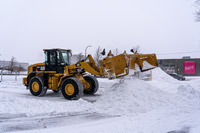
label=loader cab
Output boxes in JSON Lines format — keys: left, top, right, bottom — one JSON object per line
{"left": 44, "top": 49, "right": 72, "bottom": 73}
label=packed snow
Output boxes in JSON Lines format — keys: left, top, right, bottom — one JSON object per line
{"left": 0, "top": 68, "right": 200, "bottom": 133}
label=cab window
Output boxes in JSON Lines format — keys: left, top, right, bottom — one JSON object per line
{"left": 60, "top": 51, "right": 69, "bottom": 65}
{"left": 50, "top": 51, "right": 56, "bottom": 65}
{"left": 45, "top": 51, "right": 48, "bottom": 65}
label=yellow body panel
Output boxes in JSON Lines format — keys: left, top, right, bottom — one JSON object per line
{"left": 23, "top": 78, "right": 27, "bottom": 85}
{"left": 47, "top": 74, "right": 62, "bottom": 90}
{"left": 27, "top": 63, "right": 45, "bottom": 75}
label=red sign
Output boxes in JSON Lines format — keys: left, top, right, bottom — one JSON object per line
{"left": 184, "top": 62, "right": 195, "bottom": 74}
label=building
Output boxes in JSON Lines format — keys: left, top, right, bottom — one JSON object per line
{"left": 0, "top": 60, "right": 29, "bottom": 70}
{"left": 158, "top": 57, "right": 200, "bottom": 76}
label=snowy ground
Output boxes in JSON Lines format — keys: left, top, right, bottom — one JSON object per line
{"left": 0, "top": 68, "right": 200, "bottom": 133}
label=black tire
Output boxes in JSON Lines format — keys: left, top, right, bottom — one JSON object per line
{"left": 61, "top": 77, "right": 83, "bottom": 100}
{"left": 83, "top": 75, "right": 99, "bottom": 95}
{"left": 29, "top": 76, "right": 47, "bottom": 96}
{"left": 53, "top": 90, "right": 59, "bottom": 93}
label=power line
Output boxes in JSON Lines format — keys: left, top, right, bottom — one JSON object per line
{"left": 157, "top": 51, "right": 200, "bottom": 55}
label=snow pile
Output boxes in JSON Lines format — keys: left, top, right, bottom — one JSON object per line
{"left": 0, "top": 93, "right": 93, "bottom": 117}
{"left": 94, "top": 77, "right": 177, "bottom": 115}
{"left": 149, "top": 68, "right": 181, "bottom": 93}
{"left": 188, "top": 78, "right": 200, "bottom": 90}
{"left": 93, "top": 68, "right": 200, "bottom": 116}
{"left": 151, "top": 67, "right": 177, "bottom": 82}
{"left": 177, "top": 85, "right": 200, "bottom": 99}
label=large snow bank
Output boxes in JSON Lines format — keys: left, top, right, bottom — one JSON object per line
{"left": 94, "top": 77, "right": 175, "bottom": 115}
{"left": 93, "top": 68, "right": 200, "bottom": 115}
{"left": 93, "top": 76, "right": 194, "bottom": 116}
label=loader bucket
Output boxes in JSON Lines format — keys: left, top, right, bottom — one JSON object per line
{"left": 99, "top": 52, "right": 158, "bottom": 78}
{"left": 128, "top": 54, "right": 158, "bottom": 72}
{"left": 101, "top": 54, "right": 129, "bottom": 78}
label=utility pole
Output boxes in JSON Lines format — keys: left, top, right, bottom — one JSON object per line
{"left": 0, "top": 54, "right": 2, "bottom": 82}
{"left": 85, "top": 45, "right": 92, "bottom": 58}
{"left": 1, "top": 70, "right": 2, "bottom": 82}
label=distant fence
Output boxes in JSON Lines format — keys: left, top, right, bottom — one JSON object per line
{"left": 1, "top": 73, "right": 27, "bottom": 75}
{"left": 0, "top": 70, "right": 27, "bottom": 82}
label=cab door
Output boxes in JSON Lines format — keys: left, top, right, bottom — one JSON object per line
{"left": 45, "top": 51, "right": 57, "bottom": 72}
{"left": 56, "top": 51, "right": 65, "bottom": 73}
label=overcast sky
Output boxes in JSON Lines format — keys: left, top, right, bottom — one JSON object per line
{"left": 0, "top": 0, "right": 200, "bottom": 64}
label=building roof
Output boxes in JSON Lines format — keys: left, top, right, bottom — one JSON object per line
{"left": 158, "top": 58, "right": 200, "bottom": 60}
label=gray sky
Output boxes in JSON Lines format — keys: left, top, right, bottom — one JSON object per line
{"left": 0, "top": 0, "right": 200, "bottom": 64}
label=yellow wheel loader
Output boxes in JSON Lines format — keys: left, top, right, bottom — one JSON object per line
{"left": 23, "top": 48, "right": 158, "bottom": 100}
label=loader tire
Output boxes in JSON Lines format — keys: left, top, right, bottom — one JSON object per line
{"left": 53, "top": 90, "right": 59, "bottom": 93}
{"left": 61, "top": 77, "right": 83, "bottom": 100}
{"left": 83, "top": 75, "right": 99, "bottom": 95}
{"left": 29, "top": 76, "right": 47, "bottom": 96}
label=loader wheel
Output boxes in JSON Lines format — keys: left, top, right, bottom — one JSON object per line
{"left": 83, "top": 75, "right": 99, "bottom": 95}
{"left": 29, "top": 76, "right": 47, "bottom": 96}
{"left": 61, "top": 77, "right": 83, "bottom": 100}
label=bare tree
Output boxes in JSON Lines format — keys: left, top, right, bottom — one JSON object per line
{"left": 2, "top": 66, "right": 7, "bottom": 70}
{"left": 131, "top": 45, "right": 141, "bottom": 54}
{"left": 197, "top": 9, "right": 200, "bottom": 21}
{"left": 77, "top": 53, "right": 84, "bottom": 62}
{"left": 16, "top": 65, "right": 25, "bottom": 74}
{"left": 94, "top": 46, "right": 102, "bottom": 66}
{"left": 195, "top": 0, "right": 200, "bottom": 21}
{"left": 9, "top": 56, "right": 16, "bottom": 74}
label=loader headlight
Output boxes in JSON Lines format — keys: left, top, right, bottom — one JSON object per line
{"left": 76, "top": 63, "right": 81, "bottom": 67}
{"left": 77, "top": 68, "right": 84, "bottom": 73}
